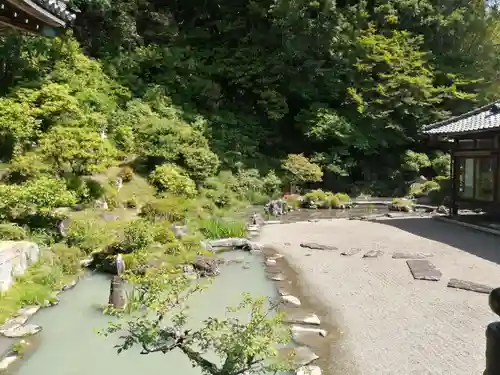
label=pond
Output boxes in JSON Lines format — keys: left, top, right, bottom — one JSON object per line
{"left": 9, "top": 250, "right": 283, "bottom": 375}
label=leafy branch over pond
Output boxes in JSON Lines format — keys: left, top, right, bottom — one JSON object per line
{"left": 99, "top": 265, "right": 292, "bottom": 375}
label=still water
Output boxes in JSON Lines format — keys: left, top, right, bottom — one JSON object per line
{"left": 13, "top": 251, "right": 279, "bottom": 375}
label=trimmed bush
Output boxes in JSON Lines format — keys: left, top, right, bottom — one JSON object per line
{"left": 149, "top": 163, "right": 197, "bottom": 197}
{"left": 118, "top": 166, "right": 134, "bottom": 182}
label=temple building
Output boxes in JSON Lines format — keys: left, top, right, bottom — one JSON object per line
{"left": 424, "top": 101, "right": 500, "bottom": 215}
{"left": 0, "top": 0, "right": 76, "bottom": 36}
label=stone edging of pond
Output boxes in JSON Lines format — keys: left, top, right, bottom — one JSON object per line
{"left": 261, "top": 244, "right": 331, "bottom": 375}
{"left": 0, "top": 276, "right": 81, "bottom": 371}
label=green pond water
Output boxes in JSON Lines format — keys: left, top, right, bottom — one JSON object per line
{"left": 11, "top": 250, "right": 284, "bottom": 375}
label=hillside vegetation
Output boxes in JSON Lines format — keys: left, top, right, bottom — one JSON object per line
{"left": 0, "top": 1, "right": 499, "bottom": 371}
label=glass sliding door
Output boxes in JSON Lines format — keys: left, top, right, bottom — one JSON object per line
{"left": 475, "top": 158, "right": 495, "bottom": 201}
{"left": 458, "top": 158, "right": 474, "bottom": 198}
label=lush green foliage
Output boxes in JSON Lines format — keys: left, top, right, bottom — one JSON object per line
{"left": 1, "top": 0, "right": 500, "bottom": 370}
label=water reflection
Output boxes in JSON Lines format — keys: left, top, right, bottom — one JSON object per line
{"left": 12, "top": 251, "right": 281, "bottom": 375}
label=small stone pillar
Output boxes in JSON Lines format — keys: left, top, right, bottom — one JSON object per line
{"left": 108, "top": 254, "right": 127, "bottom": 309}
{"left": 485, "top": 288, "right": 500, "bottom": 375}
{"left": 108, "top": 276, "right": 127, "bottom": 309}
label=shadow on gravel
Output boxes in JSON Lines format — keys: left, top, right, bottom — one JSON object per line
{"left": 373, "top": 217, "right": 500, "bottom": 266}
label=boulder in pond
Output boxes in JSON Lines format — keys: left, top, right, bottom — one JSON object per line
{"left": 296, "top": 366, "right": 322, "bottom": 375}
{"left": 193, "top": 255, "right": 221, "bottom": 276}
{"left": 1, "top": 324, "right": 42, "bottom": 338}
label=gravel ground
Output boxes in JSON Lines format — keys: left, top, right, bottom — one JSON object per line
{"left": 260, "top": 217, "right": 500, "bottom": 375}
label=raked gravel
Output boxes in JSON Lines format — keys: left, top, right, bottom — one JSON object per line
{"left": 260, "top": 217, "right": 500, "bottom": 375}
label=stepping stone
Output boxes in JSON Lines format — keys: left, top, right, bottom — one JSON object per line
{"left": 284, "top": 312, "right": 321, "bottom": 325}
{"left": 1, "top": 324, "right": 42, "bottom": 338}
{"left": 0, "top": 356, "right": 18, "bottom": 371}
{"left": 363, "top": 250, "right": 384, "bottom": 258}
{"left": 300, "top": 243, "right": 338, "bottom": 251}
{"left": 270, "top": 274, "right": 286, "bottom": 281}
{"left": 278, "top": 287, "right": 290, "bottom": 296}
{"left": 291, "top": 325, "right": 327, "bottom": 337}
{"left": 406, "top": 260, "right": 442, "bottom": 281}
{"left": 269, "top": 253, "right": 284, "bottom": 260}
{"left": 341, "top": 248, "right": 361, "bottom": 256}
{"left": 392, "top": 252, "right": 433, "bottom": 259}
{"left": 447, "top": 278, "right": 493, "bottom": 294}
{"left": 282, "top": 295, "right": 301, "bottom": 306}
{"left": 265, "top": 259, "right": 277, "bottom": 266}
{"left": 296, "top": 365, "right": 322, "bottom": 375}
{"left": 279, "top": 346, "right": 319, "bottom": 368}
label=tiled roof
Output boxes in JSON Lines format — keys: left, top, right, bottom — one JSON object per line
{"left": 423, "top": 101, "right": 500, "bottom": 135}
{"left": 32, "top": 0, "right": 77, "bottom": 23}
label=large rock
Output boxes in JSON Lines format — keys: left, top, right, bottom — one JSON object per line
{"left": 0, "top": 241, "right": 40, "bottom": 292}
{"left": 193, "top": 256, "right": 221, "bottom": 276}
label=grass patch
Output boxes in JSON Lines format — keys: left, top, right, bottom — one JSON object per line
{"left": 0, "top": 244, "right": 83, "bottom": 324}
{"left": 198, "top": 218, "right": 248, "bottom": 239}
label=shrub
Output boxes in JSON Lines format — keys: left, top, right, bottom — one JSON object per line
{"left": 149, "top": 163, "right": 197, "bottom": 197}
{"left": 120, "top": 219, "right": 155, "bottom": 253}
{"left": 302, "top": 190, "right": 329, "bottom": 208}
{"left": 390, "top": 198, "right": 414, "bottom": 212}
{"left": 0, "top": 223, "right": 28, "bottom": 240}
{"left": 281, "top": 154, "right": 323, "bottom": 187}
{"left": 85, "top": 178, "right": 106, "bottom": 200}
{"left": 428, "top": 176, "right": 451, "bottom": 205}
{"left": 198, "top": 218, "right": 247, "bottom": 239}
{"left": 262, "top": 170, "right": 282, "bottom": 197}
{"left": 51, "top": 244, "right": 83, "bottom": 275}
{"left": 124, "top": 197, "right": 138, "bottom": 208}
{"left": 284, "top": 194, "right": 301, "bottom": 209}
{"left": 118, "top": 166, "right": 134, "bottom": 182}
{"left": 140, "top": 197, "right": 194, "bottom": 223}
{"left": 66, "top": 217, "right": 117, "bottom": 254}
{"left": 0, "top": 177, "right": 78, "bottom": 222}
{"left": 334, "top": 192, "right": 351, "bottom": 203}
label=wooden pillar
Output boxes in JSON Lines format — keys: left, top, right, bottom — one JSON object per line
{"left": 450, "top": 139, "right": 459, "bottom": 216}
{"left": 485, "top": 288, "right": 500, "bottom": 375}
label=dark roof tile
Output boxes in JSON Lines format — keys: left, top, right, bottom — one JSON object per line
{"left": 423, "top": 101, "right": 500, "bottom": 135}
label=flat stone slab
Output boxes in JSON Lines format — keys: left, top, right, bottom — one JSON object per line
{"left": 406, "top": 260, "right": 442, "bottom": 281}
{"left": 392, "top": 252, "right": 433, "bottom": 259}
{"left": 296, "top": 365, "right": 322, "bottom": 375}
{"left": 363, "top": 250, "right": 384, "bottom": 258}
{"left": 270, "top": 274, "right": 286, "bottom": 281}
{"left": 282, "top": 295, "right": 301, "bottom": 307}
{"left": 447, "top": 278, "right": 493, "bottom": 294}
{"left": 279, "top": 346, "right": 319, "bottom": 368}
{"left": 291, "top": 325, "right": 327, "bottom": 337}
{"left": 0, "top": 355, "right": 17, "bottom": 371}
{"left": 300, "top": 243, "right": 338, "bottom": 251}
{"left": 1, "top": 324, "right": 42, "bottom": 338}
{"left": 341, "top": 248, "right": 361, "bottom": 256}
{"left": 284, "top": 311, "right": 321, "bottom": 325}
